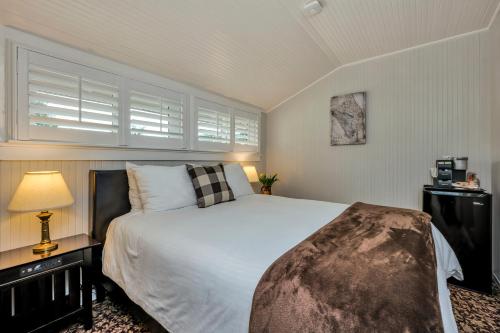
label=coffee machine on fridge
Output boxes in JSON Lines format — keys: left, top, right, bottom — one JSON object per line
{"left": 434, "top": 157, "right": 468, "bottom": 187}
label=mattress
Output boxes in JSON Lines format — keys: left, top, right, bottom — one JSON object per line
{"left": 103, "top": 194, "right": 463, "bottom": 333}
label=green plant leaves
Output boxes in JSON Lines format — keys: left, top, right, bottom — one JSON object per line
{"left": 258, "top": 173, "right": 279, "bottom": 186}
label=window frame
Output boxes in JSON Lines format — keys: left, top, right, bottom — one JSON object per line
{"left": 193, "top": 97, "right": 233, "bottom": 152}
{"left": 7, "top": 31, "right": 262, "bottom": 159}
{"left": 233, "top": 109, "right": 260, "bottom": 152}
{"left": 126, "top": 79, "right": 189, "bottom": 150}
{"left": 17, "top": 48, "right": 122, "bottom": 146}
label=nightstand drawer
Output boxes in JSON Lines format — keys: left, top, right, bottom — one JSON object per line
{"left": 0, "top": 234, "right": 100, "bottom": 332}
{"left": 0, "top": 251, "right": 83, "bottom": 286}
{"left": 0, "top": 256, "right": 84, "bottom": 332}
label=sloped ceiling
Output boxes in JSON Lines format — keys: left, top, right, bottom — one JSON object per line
{"left": 0, "top": 0, "right": 499, "bottom": 110}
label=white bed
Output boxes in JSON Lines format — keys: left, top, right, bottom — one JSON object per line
{"left": 103, "top": 194, "right": 463, "bottom": 333}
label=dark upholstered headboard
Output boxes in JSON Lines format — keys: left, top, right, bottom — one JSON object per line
{"left": 89, "top": 170, "right": 131, "bottom": 243}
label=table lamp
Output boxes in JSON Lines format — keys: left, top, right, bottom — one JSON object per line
{"left": 243, "top": 165, "right": 259, "bottom": 183}
{"left": 8, "top": 171, "right": 74, "bottom": 254}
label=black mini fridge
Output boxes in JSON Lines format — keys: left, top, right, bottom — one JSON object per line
{"left": 423, "top": 186, "right": 492, "bottom": 294}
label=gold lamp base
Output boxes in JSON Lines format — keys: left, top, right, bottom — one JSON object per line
{"left": 33, "top": 241, "right": 58, "bottom": 254}
{"left": 33, "top": 210, "right": 58, "bottom": 254}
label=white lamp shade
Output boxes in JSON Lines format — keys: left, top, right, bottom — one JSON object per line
{"left": 243, "top": 165, "right": 259, "bottom": 183}
{"left": 8, "top": 171, "right": 74, "bottom": 212}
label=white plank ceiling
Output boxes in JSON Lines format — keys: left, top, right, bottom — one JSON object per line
{"left": 0, "top": 0, "right": 498, "bottom": 110}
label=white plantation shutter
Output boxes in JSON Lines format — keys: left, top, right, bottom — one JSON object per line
{"left": 234, "top": 110, "right": 259, "bottom": 151}
{"left": 195, "top": 98, "right": 231, "bottom": 151}
{"left": 15, "top": 46, "right": 262, "bottom": 153}
{"left": 128, "top": 80, "right": 186, "bottom": 149}
{"left": 20, "top": 50, "right": 120, "bottom": 145}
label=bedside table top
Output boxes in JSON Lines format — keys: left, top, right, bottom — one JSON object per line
{"left": 0, "top": 234, "right": 101, "bottom": 271}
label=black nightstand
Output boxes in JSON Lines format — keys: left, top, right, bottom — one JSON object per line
{"left": 0, "top": 234, "right": 101, "bottom": 332}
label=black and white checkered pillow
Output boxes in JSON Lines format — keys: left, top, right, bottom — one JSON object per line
{"left": 186, "top": 164, "right": 235, "bottom": 208}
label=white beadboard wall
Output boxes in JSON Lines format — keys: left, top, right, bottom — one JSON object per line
{"left": 0, "top": 160, "right": 265, "bottom": 251}
{"left": 0, "top": 27, "right": 5, "bottom": 141}
{"left": 267, "top": 29, "right": 499, "bottom": 276}
{"left": 267, "top": 32, "right": 491, "bottom": 211}
{"left": 489, "top": 11, "right": 500, "bottom": 280}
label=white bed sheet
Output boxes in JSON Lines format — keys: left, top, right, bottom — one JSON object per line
{"left": 103, "top": 194, "right": 462, "bottom": 333}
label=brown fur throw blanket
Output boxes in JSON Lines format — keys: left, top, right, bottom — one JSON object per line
{"left": 249, "top": 202, "right": 443, "bottom": 333}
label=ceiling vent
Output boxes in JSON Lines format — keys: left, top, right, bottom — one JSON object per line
{"left": 303, "top": 0, "right": 323, "bottom": 16}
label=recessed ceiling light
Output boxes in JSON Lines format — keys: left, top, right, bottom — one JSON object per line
{"left": 303, "top": 0, "right": 323, "bottom": 17}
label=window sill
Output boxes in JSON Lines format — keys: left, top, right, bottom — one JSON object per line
{"left": 0, "top": 141, "right": 261, "bottom": 161}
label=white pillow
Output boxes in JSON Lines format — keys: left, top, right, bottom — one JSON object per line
{"left": 125, "top": 162, "right": 143, "bottom": 212}
{"left": 223, "top": 164, "right": 255, "bottom": 198}
{"left": 133, "top": 164, "right": 197, "bottom": 211}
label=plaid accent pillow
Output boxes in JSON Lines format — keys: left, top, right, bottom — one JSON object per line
{"left": 186, "top": 164, "right": 235, "bottom": 208}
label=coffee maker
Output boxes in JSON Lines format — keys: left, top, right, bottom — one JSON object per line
{"left": 435, "top": 157, "right": 467, "bottom": 187}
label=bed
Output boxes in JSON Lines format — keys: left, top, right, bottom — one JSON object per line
{"left": 90, "top": 170, "right": 463, "bottom": 333}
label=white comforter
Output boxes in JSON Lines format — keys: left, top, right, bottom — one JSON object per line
{"left": 103, "top": 194, "right": 463, "bottom": 333}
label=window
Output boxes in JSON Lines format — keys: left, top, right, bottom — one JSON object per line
{"left": 13, "top": 41, "right": 261, "bottom": 155}
{"left": 18, "top": 50, "right": 120, "bottom": 145}
{"left": 234, "top": 110, "right": 259, "bottom": 151}
{"left": 128, "top": 80, "right": 186, "bottom": 149}
{"left": 195, "top": 98, "right": 231, "bottom": 151}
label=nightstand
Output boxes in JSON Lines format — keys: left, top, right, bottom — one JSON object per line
{"left": 0, "top": 234, "right": 101, "bottom": 332}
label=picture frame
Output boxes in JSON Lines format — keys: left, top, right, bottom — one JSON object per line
{"left": 330, "top": 92, "right": 366, "bottom": 145}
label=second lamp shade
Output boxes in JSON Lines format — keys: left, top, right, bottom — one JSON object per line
{"left": 243, "top": 166, "right": 259, "bottom": 183}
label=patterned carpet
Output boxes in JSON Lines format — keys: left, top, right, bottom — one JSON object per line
{"left": 449, "top": 285, "right": 500, "bottom": 333}
{"left": 61, "top": 284, "right": 500, "bottom": 333}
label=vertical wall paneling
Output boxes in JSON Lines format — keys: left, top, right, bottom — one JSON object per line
{"left": 0, "top": 27, "right": 5, "bottom": 141}
{"left": 488, "top": 11, "right": 500, "bottom": 281}
{"left": 266, "top": 32, "right": 492, "bottom": 219}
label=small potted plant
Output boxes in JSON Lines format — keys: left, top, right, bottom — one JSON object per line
{"left": 258, "top": 173, "right": 279, "bottom": 195}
